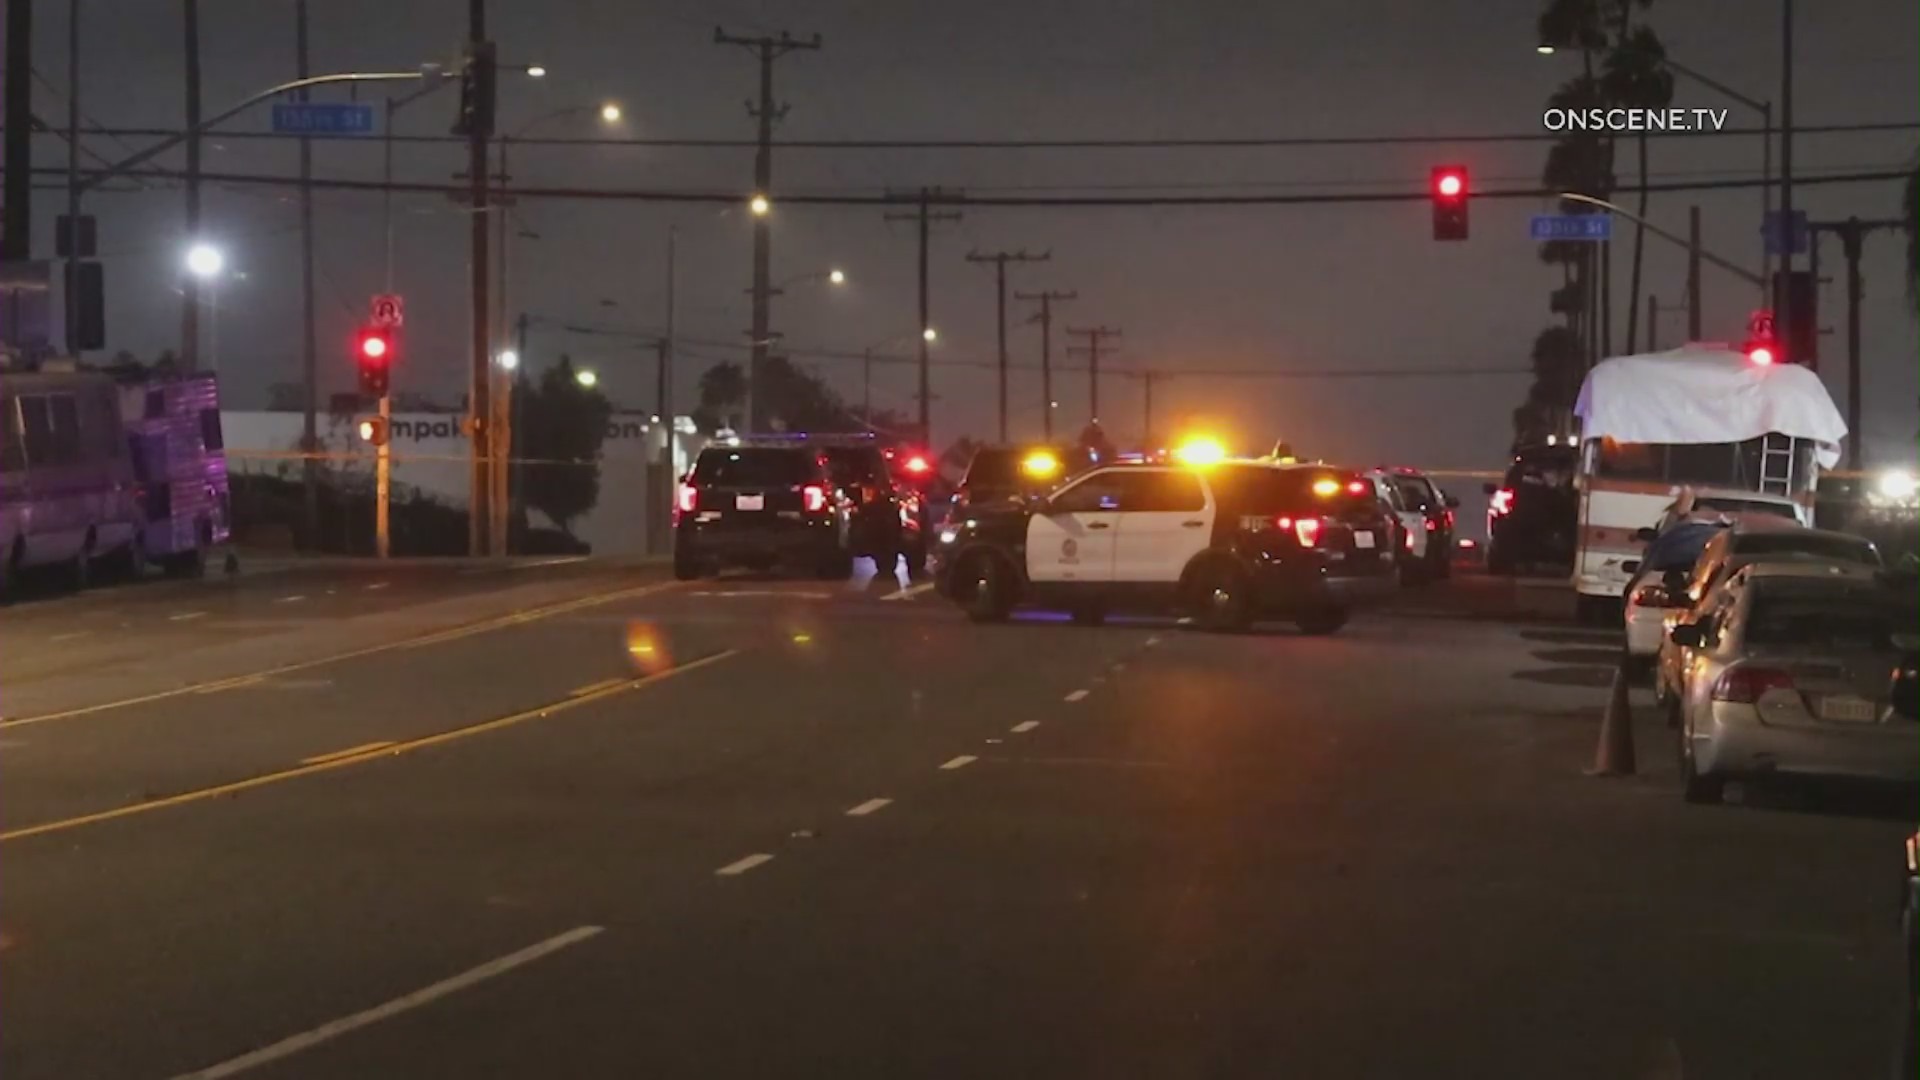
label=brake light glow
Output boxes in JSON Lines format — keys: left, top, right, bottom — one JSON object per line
{"left": 1286, "top": 516, "right": 1322, "bottom": 547}
{"left": 1711, "top": 666, "right": 1795, "bottom": 704}
{"left": 1631, "top": 584, "right": 1669, "bottom": 607}
{"left": 1403, "top": 528, "right": 1415, "bottom": 550}
{"left": 802, "top": 484, "right": 828, "bottom": 513}
{"left": 1424, "top": 518, "right": 1437, "bottom": 531}
{"left": 1346, "top": 480, "right": 1366, "bottom": 495}
{"left": 676, "top": 484, "right": 697, "bottom": 515}
{"left": 904, "top": 455, "right": 931, "bottom": 474}
{"left": 1489, "top": 488, "right": 1515, "bottom": 516}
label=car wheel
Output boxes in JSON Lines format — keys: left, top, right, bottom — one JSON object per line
{"left": 1070, "top": 600, "right": 1107, "bottom": 627}
{"left": 960, "top": 553, "right": 1013, "bottom": 623}
{"left": 1193, "top": 564, "right": 1253, "bottom": 633}
{"left": 1295, "top": 607, "right": 1349, "bottom": 635}
{"left": 1677, "top": 710, "right": 1724, "bottom": 804}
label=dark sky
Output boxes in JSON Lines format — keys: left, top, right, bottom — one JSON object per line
{"left": 16, "top": 0, "right": 1920, "bottom": 471}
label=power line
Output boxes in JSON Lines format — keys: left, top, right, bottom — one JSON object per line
{"left": 18, "top": 119, "right": 1917, "bottom": 150}
{"left": 36, "top": 164, "right": 1909, "bottom": 207}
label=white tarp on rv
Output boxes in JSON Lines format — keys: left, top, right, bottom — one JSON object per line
{"left": 1573, "top": 344, "right": 1847, "bottom": 467}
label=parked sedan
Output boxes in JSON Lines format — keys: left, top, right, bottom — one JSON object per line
{"left": 1621, "top": 519, "right": 1726, "bottom": 677}
{"left": 1668, "top": 561, "right": 1919, "bottom": 803}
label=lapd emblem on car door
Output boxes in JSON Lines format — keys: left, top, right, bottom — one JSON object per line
{"left": 1060, "top": 538, "right": 1078, "bottom": 562}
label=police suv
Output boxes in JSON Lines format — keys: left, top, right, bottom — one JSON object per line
{"left": 931, "top": 460, "right": 1398, "bottom": 632}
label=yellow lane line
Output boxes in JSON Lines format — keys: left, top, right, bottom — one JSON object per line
{"left": 0, "top": 579, "right": 684, "bottom": 730}
{"left": 299, "top": 741, "right": 397, "bottom": 766}
{"left": 0, "top": 650, "right": 739, "bottom": 844}
{"left": 568, "top": 678, "right": 626, "bottom": 697}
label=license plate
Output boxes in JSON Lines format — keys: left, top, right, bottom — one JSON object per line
{"left": 1353, "top": 531, "right": 1376, "bottom": 549}
{"left": 1818, "top": 695, "right": 1876, "bottom": 723}
{"left": 734, "top": 494, "right": 765, "bottom": 511}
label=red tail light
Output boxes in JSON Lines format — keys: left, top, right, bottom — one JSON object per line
{"left": 904, "top": 455, "right": 930, "bottom": 475}
{"left": 802, "top": 484, "right": 828, "bottom": 513}
{"left": 1275, "top": 515, "right": 1321, "bottom": 547}
{"left": 1346, "top": 480, "right": 1366, "bottom": 495}
{"left": 1403, "top": 528, "right": 1415, "bottom": 550}
{"left": 1711, "top": 666, "right": 1795, "bottom": 704}
{"left": 1631, "top": 584, "right": 1675, "bottom": 607}
{"left": 1489, "top": 488, "right": 1515, "bottom": 516}
{"left": 676, "top": 484, "right": 697, "bottom": 515}
{"left": 1424, "top": 517, "right": 1437, "bottom": 531}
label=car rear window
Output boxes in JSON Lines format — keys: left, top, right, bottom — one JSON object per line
{"left": 1746, "top": 588, "right": 1911, "bottom": 650}
{"left": 1213, "top": 465, "right": 1372, "bottom": 514}
{"left": 1697, "top": 497, "right": 1798, "bottom": 520}
{"left": 1732, "top": 532, "right": 1879, "bottom": 566}
{"left": 693, "top": 448, "right": 816, "bottom": 487}
{"left": 1390, "top": 477, "right": 1433, "bottom": 508}
{"left": 820, "top": 447, "right": 884, "bottom": 486}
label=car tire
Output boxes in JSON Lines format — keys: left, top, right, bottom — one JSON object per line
{"left": 1295, "top": 607, "right": 1349, "bottom": 635}
{"left": 1070, "top": 601, "right": 1107, "bottom": 627}
{"left": 960, "top": 553, "right": 1014, "bottom": 624}
{"left": 1193, "top": 564, "right": 1253, "bottom": 633}
{"left": 1677, "top": 709, "right": 1724, "bottom": 804}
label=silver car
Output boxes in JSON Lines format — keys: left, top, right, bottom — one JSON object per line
{"left": 1668, "top": 561, "right": 1918, "bottom": 803}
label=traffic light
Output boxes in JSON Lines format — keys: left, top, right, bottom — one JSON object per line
{"left": 356, "top": 324, "right": 393, "bottom": 398}
{"left": 1431, "top": 165, "right": 1469, "bottom": 241}
{"left": 452, "top": 40, "right": 497, "bottom": 138}
{"left": 357, "top": 417, "right": 389, "bottom": 446}
{"left": 1772, "top": 270, "right": 1817, "bottom": 367}
{"left": 1743, "top": 309, "right": 1777, "bottom": 365}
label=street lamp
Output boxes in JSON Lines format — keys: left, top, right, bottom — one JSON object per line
{"left": 828, "top": 268, "right": 846, "bottom": 285}
{"left": 496, "top": 349, "right": 520, "bottom": 371}
{"left": 599, "top": 102, "right": 623, "bottom": 124}
{"left": 749, "top": 194, "right": 772, "bottom": 217}
{"left": 576, "top": 368, "right": 599, "bottom": 389}
{"left": 526, "top": 65, "right": 548, "bottom": 79}
{"left": 184, "top": 243, "right": 224, "bottom": 278}
{"left": 922, "top": 327, "right": 938, "bottom": 342}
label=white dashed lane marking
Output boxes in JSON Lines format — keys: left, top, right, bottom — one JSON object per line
{"left": 939, "top": 755, "right": 978, "bottom": 771}
{"left": 1064, "top": 689, "right": 1090, "bottom": 703}
{"left": 715, "top": 854, "right": 775, "bottom": 877}
{"left": 845, "top": 798, "right": 893, "bottom": 817}
{"left": 168, "top": 612, "right": 207, "bottom": 622}
{"left": 275, "top": 595, "right": 306, "bottom": 604}
{"left": 880, "top": 582, "right": 936, "bottom": 602}
{"left": 1010, "top": 721, "right": 1040, "bottom": 733}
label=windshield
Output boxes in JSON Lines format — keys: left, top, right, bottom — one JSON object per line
{"left": 1595, "top": 437, "right": 1818, "bottom": 492}
{"left": 1732, "top": 532, "right": 1880, "bottom": 566}
{"left": 693, "top": 449, "right": 816, "bottom": 486}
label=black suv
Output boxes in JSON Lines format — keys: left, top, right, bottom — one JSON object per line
{"left": 673, "top": 445, "right": 849, "bottom": 579}
{"left": 944, "top": 444, "right": 1095, "bottom": 522}
{"left": 933, "top": 460, "right": 1396, "bottom": 632}
{"left": 1484, "top": 444, "right": 1578, "bottom": 574}
{"left": 815, "top": 440, "right": 924, "bottom": 575}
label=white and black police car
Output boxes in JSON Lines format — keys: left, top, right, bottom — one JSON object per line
{"left": 931, "top": 458, "right": 1398, "bottom": 632}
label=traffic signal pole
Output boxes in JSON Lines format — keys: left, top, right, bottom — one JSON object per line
{"left": 376, "top": 390, "right": 391, "bottom": 558}
{"left": 465, "top": 0, "right": 492, "bottom": 557}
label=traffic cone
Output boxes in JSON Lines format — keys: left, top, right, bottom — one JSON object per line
{"left": 1586, "top": 662, "right": 1636, "bottom": 777}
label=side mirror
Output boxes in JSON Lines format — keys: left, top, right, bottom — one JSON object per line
{"left": 1481, "top": 482, "right": 1497, "bottom": 496}
{"left": 1669, "top": 624, "right": 1703, "bottom": 647}
{"left": 1444, "top": 494, "right": 1461, "bottom": 509}
{"left": 1634, "top": 527, "right": 1658, "bottom": 543}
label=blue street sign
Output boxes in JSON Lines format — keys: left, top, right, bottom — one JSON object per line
{"left": 270, "top": 103, "right": 376, "bottom": 136}
{"left": 1762, "top": 210, "right": 1809, "bottom": 256}
{"left": 1529, "top": 214, "right": 1613, "bottom": 241}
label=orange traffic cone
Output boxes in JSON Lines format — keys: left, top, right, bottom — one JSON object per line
{"left": 1586, "top": 662, "right": 1636, "bottom": 777}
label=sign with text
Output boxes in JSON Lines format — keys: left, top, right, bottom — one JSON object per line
{"left": 1529, "top": 214, "right": 1613, "bottom": 242}
{"left": 270, "top": 103, "right": 376, "bottom": 136}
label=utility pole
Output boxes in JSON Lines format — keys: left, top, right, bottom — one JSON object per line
{"left": 1015, "top": 289, "right": 1074, "bottom": 441}
{"left": 181, "top": 0, "right": 202, "bottom": 368}
{"left": 1065, "top": 326, "right": 1121, "bottom": 424}
{"left": 1142, "top": 369, "right": 1159, "bottom": 442}
{"left": 464, "top": 0, "right": 492, "bottom": 556}
{"left": 1776, "top": 0, "right": 1795, "bottom": 356}
{"left": 884, "top": 187, "right": 960, "bottom": 445}
{"left": 966, "top": 248, "right": 1049, "bottom": 443}
{"left": 63, "top": 0, "right": 78, "bottom": 352}
{"left": 1686, "top": 205, "right": 1703, "bottom": 341}
{"left": 1, "top": 0, "right": 29, "bottom": 266}
{"left": 295, "top": 0, "right": 319, "bottom": 550}
{"left": 713, "top": 27, "right": 820, "bottom": 432}
{"left": 662, "top": 224, "right": 676, "bottom": 447}
{"left": 1808, "top": 216, "right": 1902, "bottom": 471}
{"left": 508, "top": 311, "right": 528, "bottom": 535}
{"left": 488, "top": 137, "right": 516, "bottom": 555}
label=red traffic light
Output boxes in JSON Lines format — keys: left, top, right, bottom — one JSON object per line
{"left": 1746, "top": 345, "right": 1775, "bottom": 366}
{"left": 1430, "top": 165, "right": 1469, "bottom": 241}
{"left": 356, "top": 324, "right": 394, "bottom": 397}
{"left": 359, "top": 333, "right": 389, "bottom": 360}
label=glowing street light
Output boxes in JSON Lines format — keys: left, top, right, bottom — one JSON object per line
{"left": 921, "top": 327, "right": 938, "bottom": 342}
{"left": 184, "top": 243, "right": 225, "bottom": 279}
{"left": 749, "top": 194, "right": 771, "bottom": 217}
{"left": 599, "top": 102, "right": 623, "bottom": 124}
{"left": 1535, "top": 44, "right": 1556, "bottom": 55}
{"left": 828, "top": 268, "right": 846, "bottom": 285}
{"left": 526, "top": 65, "right": 549, "bottom": 78}
{"left": 576, "top": 368, "right": 599, "bottom": 388}
{"left": 496, "top": 349, "right": 520, "bottom": 371}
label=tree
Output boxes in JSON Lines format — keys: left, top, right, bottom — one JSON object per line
{"left": 517, "top": 354, "right": 613, "bottom": 536}
{"left": 689, "top": 356, "right": 862, "bottom": 434}
{"left": 692, "top": 361, "right": 748, "bottom": 432}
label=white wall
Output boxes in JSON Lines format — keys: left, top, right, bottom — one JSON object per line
{"left": 222, "top": 411, "right": 702, "bottom": 555}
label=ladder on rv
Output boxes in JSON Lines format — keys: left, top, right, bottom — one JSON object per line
{"left": 1758, "top": 433, "right": 1797, "bottom": 496}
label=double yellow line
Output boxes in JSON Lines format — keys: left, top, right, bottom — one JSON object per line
{"left": 1, "top": 578, "right": 685, "bottom": 729}
{"left": 1, "top": 650, "right": 739, "bottom": 843}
